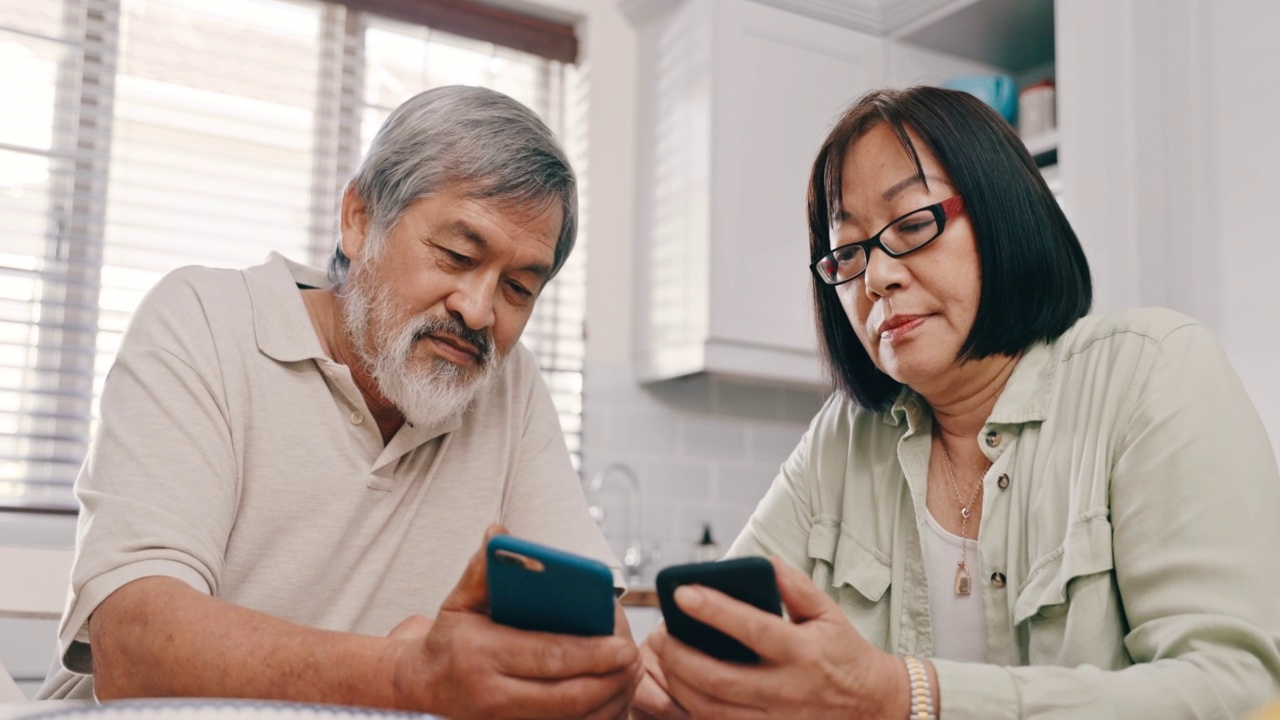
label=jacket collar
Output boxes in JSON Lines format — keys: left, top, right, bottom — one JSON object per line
{"left": 884, "top": 339, "right": 1057, "bottom": 428}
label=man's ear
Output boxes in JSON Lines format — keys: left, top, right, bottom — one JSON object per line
{"left": 339, "top": 185, "right": 371, "bottom": 264}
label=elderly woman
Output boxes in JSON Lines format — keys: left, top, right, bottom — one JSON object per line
{"left": 633, "top": 86, "right": 1280, "bottom": 719}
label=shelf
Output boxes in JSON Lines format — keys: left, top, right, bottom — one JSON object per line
{"left": 895, "top": 0, "right": 1055, "bottom": 73}
{"left": 1040, "top": 163, "right": 1063, "bottom": 197}
{"left": 1022, "top": 128, "right": 1058, "bottom": 167}
{"left": 1022, "top": 129, "right": 1057, "bottom": 157}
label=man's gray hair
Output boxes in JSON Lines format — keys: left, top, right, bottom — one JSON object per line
{"left": 328, "top": 85, "right": 577, "bottom": 285}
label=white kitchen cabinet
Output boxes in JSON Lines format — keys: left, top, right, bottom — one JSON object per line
{"left": 625, "top": 0, "right": 884, "bottom": 387}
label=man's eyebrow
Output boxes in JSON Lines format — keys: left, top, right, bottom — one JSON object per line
{"left": 442, "top": 220, "right": 488, "bottom": 249}
{"left": 441, "top": 220, "right": 553, "bottom": 281}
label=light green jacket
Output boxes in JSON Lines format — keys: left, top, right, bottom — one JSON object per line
{"left": 728, "top": 308, "right": 1280, "bottom": 718}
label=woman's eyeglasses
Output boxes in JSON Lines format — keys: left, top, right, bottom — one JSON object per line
{"left": 811, "top": 195, "right": 965, "bottom": 285}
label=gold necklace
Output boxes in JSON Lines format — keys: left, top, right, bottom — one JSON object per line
{"left": 938, "top": 432, "right": 987, "bottom": 595}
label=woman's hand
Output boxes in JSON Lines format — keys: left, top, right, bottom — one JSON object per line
{"left": 630, "top": 630, "right": 691, "bottom": 720}
{"left": 645, "top": 556, "right": 908, "bottom": 719}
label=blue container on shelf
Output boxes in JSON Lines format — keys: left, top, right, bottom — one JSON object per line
{"left": 943, "top": 74, "right": 1018, "bottom": 124}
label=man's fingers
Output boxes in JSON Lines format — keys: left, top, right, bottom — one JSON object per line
{"left": 581, "top": 659, "right": 644, "bottom": 720}
{"left": 490, "top": 628, "right": 638, "bottom": 680}
{"left": 465, "top": 662, "right": 638, "bottom": 720}
{"left": 770, "top": 555, "right": 837, "bottom": 624}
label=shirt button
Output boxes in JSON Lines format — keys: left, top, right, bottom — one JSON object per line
{"left": 985, "top": 430, "right": 1001, "bottom": 448}
{"left": 997, "top": 473, "right": 1010, "bottom": 489}
{"left": 991, "top": 571, "right": 1007, "bottom": 588}
{"left": 350, "top": 411, "right": 364, "bottom": 425}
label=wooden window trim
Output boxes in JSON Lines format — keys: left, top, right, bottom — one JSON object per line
{"left": 338, "top": 0, "right": 577, "bottom": 63}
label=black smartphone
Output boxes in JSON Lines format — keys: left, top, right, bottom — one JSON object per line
{"left": 655, "top": 557, "right": 782, "bottom": 663}
{"left": 486, "top": 534, "right": 616, "bottom": 637}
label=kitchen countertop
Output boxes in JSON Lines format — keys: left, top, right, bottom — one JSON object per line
{"left": 620, "top": 588, "right": 658, "bottom": 608}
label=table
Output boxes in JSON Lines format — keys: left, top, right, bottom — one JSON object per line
{"left": 0, "top": 702, "right": 87, "bottom": 720}
{"left": 0, "top": 700, "right": 441, "bottom": 719}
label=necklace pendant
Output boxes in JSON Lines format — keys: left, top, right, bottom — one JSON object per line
{"left": 954, "top": 562, "right": 971, "bottom": 595}
{"left": 961, "top": 507, "right": 971, "bottom": 519}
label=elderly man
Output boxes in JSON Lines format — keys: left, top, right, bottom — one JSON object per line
{"left": 39, "top": 86, "right": 640, "bottom": 719}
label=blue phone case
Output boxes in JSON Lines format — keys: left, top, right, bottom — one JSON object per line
{"left": 486, "top": 535, "right": 616, "bottom": 637}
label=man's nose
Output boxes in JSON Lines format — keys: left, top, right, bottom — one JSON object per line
{"left": 446, "top": 272, "right": 498, "bottom": 331}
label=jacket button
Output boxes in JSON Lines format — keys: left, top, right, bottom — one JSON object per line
{"left": 997, "top": 473, "right": 1010, "bottom": 489}
{"left": 350, "top": 411, "right": 364, "bottom": 425}
{"left": 991, "top": 571, "right": 1006, "bottom": 588}
{"left": 985, "top": 431, "right": 1000, "bottom": 448}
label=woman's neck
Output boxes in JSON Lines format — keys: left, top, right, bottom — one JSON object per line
{"left": 919, "top": 353, "right": 1020, "bottom": 441}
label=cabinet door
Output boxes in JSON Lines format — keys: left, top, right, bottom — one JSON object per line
{"left": 708, "top": 0, "right": 883, "bottom": 378}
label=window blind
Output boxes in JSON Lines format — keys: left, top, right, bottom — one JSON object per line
{"left": 0, "top": 0, "right": 587, "bottom": 511}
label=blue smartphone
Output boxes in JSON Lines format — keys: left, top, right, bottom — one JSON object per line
{"left": 486, "top": 535, "right": 616, "bottom": 637}
{"left": 655, "top": 557, "right": 782, "bottom": 663}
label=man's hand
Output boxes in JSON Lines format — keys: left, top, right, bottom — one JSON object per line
{"left": 643, "top": 556, "right": 908, "bottom": 719}
{"left": 391, "top": 524, "right": 642, "bottom": 720}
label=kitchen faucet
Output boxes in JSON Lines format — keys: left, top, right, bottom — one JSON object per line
{"left": 585, "top": 462, "right": 654, "bottom": 586}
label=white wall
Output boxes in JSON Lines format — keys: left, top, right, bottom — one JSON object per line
{"left": 1204, "top": 0, "right": 1280, "bottom": 445}
{"left": 1059, "top": 0, "right": 1280, "bottom": 450}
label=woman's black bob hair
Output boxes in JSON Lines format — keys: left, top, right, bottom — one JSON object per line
{"left": 808, "top": 86, "right": 1092, "bottom": 411}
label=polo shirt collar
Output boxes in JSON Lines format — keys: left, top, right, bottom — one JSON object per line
{"left": 247, "top": 252, "right": 330, "bottom": 363}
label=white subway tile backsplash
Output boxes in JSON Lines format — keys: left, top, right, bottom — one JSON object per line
{"left": 582, "top": 359, "right": 812, "bottom": 588}
{"left": 672, "top": 501, "right": 758, "bottom": 554}
{"left": 605, "top": 406, "right": 682, "bottom": 454}
{"left": 638, "top": 458, "right": 712, "bottom": 500}
{"left": 581, "top": 360, "right": 645, "bottom": 405}
{"left": 782, "top": 386, "right": 828, "bottom": 424}
{"left": 679, "top": 417, "right": 747, "bottom": 459}
{"left": 712, "top": 380, "right": 781, "bottom": 420}
{"left": 712, "top": 461, "right": 780, "bottom": 504}
{"left": 637, "top": 497, "right": 676, "bottom": 541}
{"left": 748, "top": 420, "right": 806, "bottom": 463}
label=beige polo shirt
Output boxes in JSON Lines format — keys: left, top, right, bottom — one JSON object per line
{"left": 729, "top": 308, "right": 1280, "bottom": 718}
{"left": 44, "top": 253, "right": 618, "bottom": 698}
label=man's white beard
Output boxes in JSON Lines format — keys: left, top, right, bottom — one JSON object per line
{"left": 341, "top": 264, "right": 505, "bottom": 429}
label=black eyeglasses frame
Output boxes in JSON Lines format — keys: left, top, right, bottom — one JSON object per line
{"left": 811, "top": 195, "right": 966, "bottom": 286}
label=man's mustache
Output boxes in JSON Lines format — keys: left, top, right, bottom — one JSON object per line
{"left": 410, "top": 315, "right": 493, "bottom": 365}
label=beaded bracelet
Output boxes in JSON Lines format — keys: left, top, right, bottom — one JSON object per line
{"left": 903, "top": 655, "right": 937, "bottom": 720}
